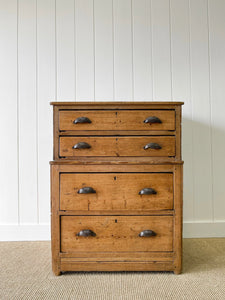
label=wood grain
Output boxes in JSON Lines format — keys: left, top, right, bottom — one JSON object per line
{"left": 50, "top": 159, "right": 183, "bottom": 165}
{"left": 60, "top": 261, "right": 174, "bottom": 272}
{"left": 51, "top": 101, "right": 183, "bottom": 275}
{"left": 61, "top": 215, "right": 173, "bottom": 252}
{"left": 60, "top": 251, "right": 174, "bottom": 261}
{"left": 59, "top": 136, "right": 176, "bottom": 157}
{"left": 173, "top": 164, "right": 183, "bottom": 274}
{"left": 51, "top": 165, "right": 61, "bottom": 276}
{"left": 58, "top": 210, "right": 174, "bottom": 216}
{"left": 56, "top": 163, "right": 177, "bottom": 173}
{"left": 59, "top": 110, "right": 175, "bottom": 131}
{"left": 60, "top": 173, "right": 173, "bottom": 211}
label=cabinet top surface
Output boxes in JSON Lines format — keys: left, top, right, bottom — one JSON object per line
{"left": 50, "top": 101, "right": 184, "bottom": 106}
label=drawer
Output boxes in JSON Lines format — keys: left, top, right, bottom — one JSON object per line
{"left": 61, "top": 216, "right": 173, "bottom": 252}
{"left": 60, "top": 173, "right": 173, "bottom": 211}
{"left": 59, "top": 110, "right": 175, "bottom": 131}
{"left": 59, "top": 136, "right": 176, "bottom": 157}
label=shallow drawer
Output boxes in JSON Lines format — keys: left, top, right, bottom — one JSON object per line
{"left": 60, "top": 173, "right": 173, "bottom": 211}
{"left": 59, "top": 110, "right": 175, "bottom": 131}
{"left": 59, "top": 136, "right": 176, "bottom": 157}
{"left": 61, "top": 216, "right": 173, "bottom": 252}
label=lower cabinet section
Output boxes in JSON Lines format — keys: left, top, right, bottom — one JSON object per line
{"left": 51, "top": 163, "right": 183, "bottom": 275}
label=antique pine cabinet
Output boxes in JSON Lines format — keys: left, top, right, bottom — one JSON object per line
{"left": 50, "top": 101, "right": 184, "bottom": 275}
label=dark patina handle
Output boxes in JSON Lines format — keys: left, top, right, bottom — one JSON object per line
{"left": 77, "top": 187, "right": 96, "bottom": 194}
{"left": 73, "top": 116, "right": 92, "bottom": 124}
{"left": 72, "top": 142, "right": 91, "bottom": 149}
{"left": 139, "top": 230, "right": 156, "bottom": 237}
{"left": 143, "top": 143, "right": 161, "bottom": 150}
{"left": 139, "top": 188, "right": 157, "bottom": 195}
{"left": 76, "top": 229, "right": 96, "bottom": 237}
{"left": 143, "top": 116, "right": 162, "bottom": 124}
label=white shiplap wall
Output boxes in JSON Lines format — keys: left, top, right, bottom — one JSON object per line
{"left": 0, "top": 0, "right": 225, "bottom": 240}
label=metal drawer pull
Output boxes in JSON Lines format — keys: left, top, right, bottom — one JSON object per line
{"left": 76, "top": 229, "right": 96, "bottom": 237}
{"left": 139, "top": 230, "right": 156, "bottom": 237}
{"left": 144, "top": 116, "right": 162, "bottom": 124}
{"left": 73, "top": 142, "right": 91, "bottom": 149}
{"left": 139, "top": 188, "right": 157, "bottom": 195}
{"left": 144, "top": 143, "right": 161, "bottom": 150}
{"left": 77, "top": 187, "right": 96, "bottom": 194}
{"left": 73, "top": 116, "right": 92, "bottom": 124}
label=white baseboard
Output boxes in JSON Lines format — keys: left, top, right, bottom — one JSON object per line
{"left": 183, "top": 221, "right": 225, "bottom": 238}
{"left": 0, "top": 222, "right": 224, "bottom": 241}
{"left": 0, "top": 224, "right": 50, "bottom": 241}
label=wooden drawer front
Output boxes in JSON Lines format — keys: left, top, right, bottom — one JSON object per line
{"left": 61, "top": 216, "right": 173, "bottom": 252}
{"left": 59, "top": 110, "right": 175, "bottom": 131}
{"left": 59, "top": 136, "right": 175, "bottom": 157}
{"left": 60, "top": 173, "right": 173, "bottom": 211}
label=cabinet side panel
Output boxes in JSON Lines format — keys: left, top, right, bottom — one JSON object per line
{"left": 51, "top": 165, "right": 61, "bottom": 275}
{"left": 53, "top": 106, "right": 59, "bottom": 160}
{"left": 175, "top": 105, "right": 182, "bottom": 160}
{"left": 173, "top": 164, "right": 183, "bottom": 274}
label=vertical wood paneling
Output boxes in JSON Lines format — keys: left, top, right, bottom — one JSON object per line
{"left": 37, "top": 0, "right": 55, "bottom": 223}
{"left": 56, "top": 0, "right": 75, "bottom": 99}
{"left": 114, "top": 0, "right": 133, "bottom": 100}
{"left": 132, "top": 0, "right": 152, "bottom": 100}
{"left": 75, "top": 0, "right": 94, "bottom": 100}
{"left": 18, "top": 0, "right": 37, "bottom": 223}
{"left": 189, "top": 0, "right": 213, "bottom": 221}
{"left": 170, "top": 0, "right": 194, "bottom": 222}
{"left": 208, "top": 0, "right": 225, "bottom": 221}
{"left": 0, "top": 0, "right": 18, "bottom": 224}
{"left": 94, "top": 0, "right": 113, "bottom": 100}
{"left": 1, "top": 0, "right": 225, "bottom": 238}
{"left": 151, "top": 0, "right": 171, "bottom": 99}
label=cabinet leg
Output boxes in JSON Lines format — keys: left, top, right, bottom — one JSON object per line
{"left": 52, "top": 261, "right": 61, "bottom": 276}
{"left": 174, "top": 267, "right": 182, "bottom": 275}
{"left": 52, "top": 267, "right": 61, "bottom": 276}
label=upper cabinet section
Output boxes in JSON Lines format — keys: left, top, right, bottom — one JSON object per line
{"left": 51, "top": 102, "right": 183, "bottom": 161}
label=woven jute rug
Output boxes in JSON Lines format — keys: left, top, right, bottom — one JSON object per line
{"left": 0, "top": 238, "right": 225, "bottom": 300}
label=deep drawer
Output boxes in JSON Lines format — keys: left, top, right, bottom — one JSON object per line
{"left": 60, "top": 173, "right": 173, "bottom": 211}
{"left": 59, "top": 136, "right": 176, "bottom": 157}
{"left": 59, "top": 110, "right": 175, "bottom": 131}
{"left": 60, "top": 216, "right": 173, "bottom": 252}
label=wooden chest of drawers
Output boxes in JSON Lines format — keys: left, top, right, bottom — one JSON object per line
{"left": 50, "top": 101, "right": 183, "bottom": 275}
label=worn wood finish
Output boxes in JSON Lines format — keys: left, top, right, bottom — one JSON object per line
{"left": 52, "top": 102, "right": 182, "bottom": 160}
{"left": 60, "top": 251, "right": 174, "bottom": 261}
{"left": 50, "top": 159, "right": 183, "bottom": 165}
{"left": 61, "top": 216, "right": 173, "bottom": 252}
{"left": 53, "top": 106, "right": 59, "bottom": 161}
{"left": 59, "top": 110, "right": 175, "bottom": 131}
{"left": 58, "top": 210, "right": 174, "bottom": 216}
{"left": 173, "top": 164, "right": 183, "bottom": 274}
{"left": 60, "top": 261, "right": 174, "bottom": 272}
{"left": 57, "top": 163, "right": 178, "bottom": 172}
{"left": 175, "top": 105, "right": 182, "bottom": 161}
{"left": 51, "top": 165, "right": 61, "bottom": 276}
{"left": 60, "top": 173, "right": 173, "bottom": 211}
{"left": 57, "top": 130, "right": 175, "bottom": 136}
{"left": 50, "top": 101, "right": 183, "bottom": 275}
{"left": 59, "top": 136, "right": 176, "bottom": 158}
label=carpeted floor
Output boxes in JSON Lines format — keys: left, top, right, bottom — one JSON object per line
{"left": 0, "top": 239, "right": 225, "bottom": 300}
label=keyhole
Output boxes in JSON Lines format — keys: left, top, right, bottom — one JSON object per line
{"left": 114, "top": 176, "right": 117, "bottom": 180}
{"left": 115, "top": 219, "right": 117, "bottom": 223}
